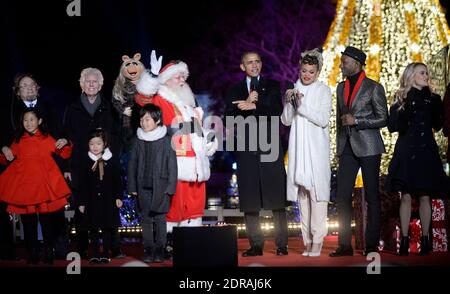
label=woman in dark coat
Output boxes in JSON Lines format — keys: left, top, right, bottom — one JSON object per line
{"left": 78, "top": 128, "right": 123, "bottom": 263}
{"left": 387, "top": 62, "right": 449, "bottom": 256}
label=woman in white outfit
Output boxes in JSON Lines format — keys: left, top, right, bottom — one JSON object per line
{"left": 281, "top": 49, "right": 332, "bottom": 257}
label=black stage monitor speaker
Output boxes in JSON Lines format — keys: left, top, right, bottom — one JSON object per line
{"left": 173, "top": 225, "right": 238, "bottom": 267}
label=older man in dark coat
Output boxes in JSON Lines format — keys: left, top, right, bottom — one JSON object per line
{"left": 225, "top": 52, "right": 288, "bottom": 257}
{"left": 63, "top": 68, "right": 120, "bottom": 258}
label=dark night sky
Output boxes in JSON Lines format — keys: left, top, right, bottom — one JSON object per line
{"left": 1, "top": 0, "right": 259, "bottom": 110}
{"left": 1, "top": 0, "right": 450, "bottom": 113}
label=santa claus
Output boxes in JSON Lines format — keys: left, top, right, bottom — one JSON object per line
{"left": 137, "top": 60, "right": 217, "bottom": 233}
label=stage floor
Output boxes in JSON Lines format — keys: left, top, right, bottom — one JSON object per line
{"left": 1, "top": 235, "right": 450, "bottom": 268}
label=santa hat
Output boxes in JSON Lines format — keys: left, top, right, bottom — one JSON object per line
{"left": 158, "top": 61, "right": 189, "bottom": 84}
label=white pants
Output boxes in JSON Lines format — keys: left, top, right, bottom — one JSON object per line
{"left": 166, "top": 217, "right": 203, "bottom": 233}
{"left": 299, "top": 186, "right": 328, "bottom": 245}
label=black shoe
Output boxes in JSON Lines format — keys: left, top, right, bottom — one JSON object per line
{"left": 164, "top": 246, "right": 173, "bottom": 260}
{"left": 165, "top": 232, "right": 173, "bottom": 260}
{"left": 0, "top": 254, "right": 20, "bottom": 261}
{"left": 143, "top": 248, "right": 154, "bottom": 263}
{"left": 111, "top": 248, "right": 126, "bottom": 259}
{"left": 112, "top": 252, "right": 126, "bottom": 259}
{"left": 0, "top": 249, "right": 19, "bottom": 261}
{"left": 276, "top": 246, "right": 288, "bottom": 256}
{"left": 79, "top": 251, "right": 88, "bottom": 260}
{"left": 143, "top": 254, "right": 153, "bottom": 263}
{"left": 329, "top": 246, "right": 353, "bottom": 257}
{"left": 419, "top": 235, "right": 430, "bottom": 256}
{"left": 99, "top": 257, "right": 111, "bottom": 264}
{"left": 399, "top": 236, "right": 409, "bottom": 256}
{"left": 44, "top": 247, "right": 55, "bottom": 265}
{"left": 242, "top": 246, "right": 263, "bottom": 257}
{"left": 27, "top": 248, "right": 39, "bottom": 265}
{"left": 153, "top": 247, "right": 164, "bottom": 263}
{"left": 153, "top": 255, "right": 163, "bottom": 263}
{"left": 89, "top": 257, "right": 100, "bottom": 264}
{"left": 362, "top": 247, "right": 378, "bottom": 256}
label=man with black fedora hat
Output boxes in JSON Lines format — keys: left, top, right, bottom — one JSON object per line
{"left": 329, "top": 46, "right": 388, "bottom": 257}
{"left": 341, "top": 46, "right": 367, "bottom": 65}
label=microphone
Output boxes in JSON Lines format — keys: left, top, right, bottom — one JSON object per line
{"left": 286, "top": 82, "right": 298, "bottom": 109}
{"left": 250, "top": 77, "right": 260, "bottom": 105}
{"left": 250, "top": 77, "right": 259, "bottom": 94}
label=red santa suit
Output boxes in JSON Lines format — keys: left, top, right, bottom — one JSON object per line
{"left": 141, "top": 61, "right": 216, "bottom": 226}
{"left": 0, "top": 131, "right": 72, "bottom": 214}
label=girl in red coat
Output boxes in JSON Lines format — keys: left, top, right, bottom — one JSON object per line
{"left": 0, "top": 108, "right": 72, "bottom": 264}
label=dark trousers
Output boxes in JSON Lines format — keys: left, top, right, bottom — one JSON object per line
{"left": 0, "top": 202, "right": 14, "bottom": 259}
{"left": 142, "top": 212, "right": 167, "bottom": 251}
{"left": 21, "top": 211, "right": 61, "bottom": 252}
{"left": 337, "top": 142, "right": 381, "bottom": 249}
{"left": 89, "top": 228, "right": 115, "bottom": 258}
{"left": 244, "top": 208, "right": 288, "bottom": 249}
{"left": 52, "top": 210, "right": 69, "bottom": 259}
{"left": 111, "top": 229, "right": 123, "bottom": 255}
{"left": 74, "top": 209, "right": 89, "bottom": 257}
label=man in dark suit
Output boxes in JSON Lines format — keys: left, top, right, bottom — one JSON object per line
{"left": 225, "top": 52, "right": 288, "bottom": 257}
{"left": 1, "top": 74, "right": 66, "bottom": 157}
{"left": 329, "top": 46, "right": 388, "bottom": 257}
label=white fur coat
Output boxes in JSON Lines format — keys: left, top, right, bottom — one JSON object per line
{"left": 281, "top": 80, "right": 332, "bottom": 202}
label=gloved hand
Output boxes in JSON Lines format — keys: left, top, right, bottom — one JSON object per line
{"left": 123, "top": 106, "right": 132, "bottom": 117}
{"left": 150, "top": 50, "right": 163, "bottom": 76}
{"left": 205, "top": 130, "right": 219, "bottom": 157}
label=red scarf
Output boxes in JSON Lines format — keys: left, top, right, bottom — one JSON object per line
{"left": 344, "top": 71, "right": 366, "bottom": 109}
{"left": 134, "top": 93, "right": 153, "bottom": 107}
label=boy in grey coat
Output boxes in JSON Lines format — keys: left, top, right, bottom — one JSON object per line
{"left": 128, "top": 104, "right": 177, "bottom": 263}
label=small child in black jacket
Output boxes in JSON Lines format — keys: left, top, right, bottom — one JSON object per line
{"left": 128, "top": 104, "right": 177, "bottom": 263}
{"left": 78, "top": 128, "right": 123, "bottom": 264}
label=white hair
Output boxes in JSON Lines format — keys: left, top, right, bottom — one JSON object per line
{"left": 79, "top": 67, "right": 104, "bottom": 86}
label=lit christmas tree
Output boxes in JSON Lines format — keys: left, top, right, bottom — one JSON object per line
{"left": 226, "top": 173, "right": 239, "bottom": 209}
{"left": 319, "top": 0, "right": 450, "bottom": 173}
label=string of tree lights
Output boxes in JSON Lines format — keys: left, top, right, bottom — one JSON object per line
{"left": 319, "top": 0, "right": 450, "bottom": 173}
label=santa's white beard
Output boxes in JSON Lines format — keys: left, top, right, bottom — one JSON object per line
{"left": 169, "top": 83, "right": 196, "bottom": 107}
